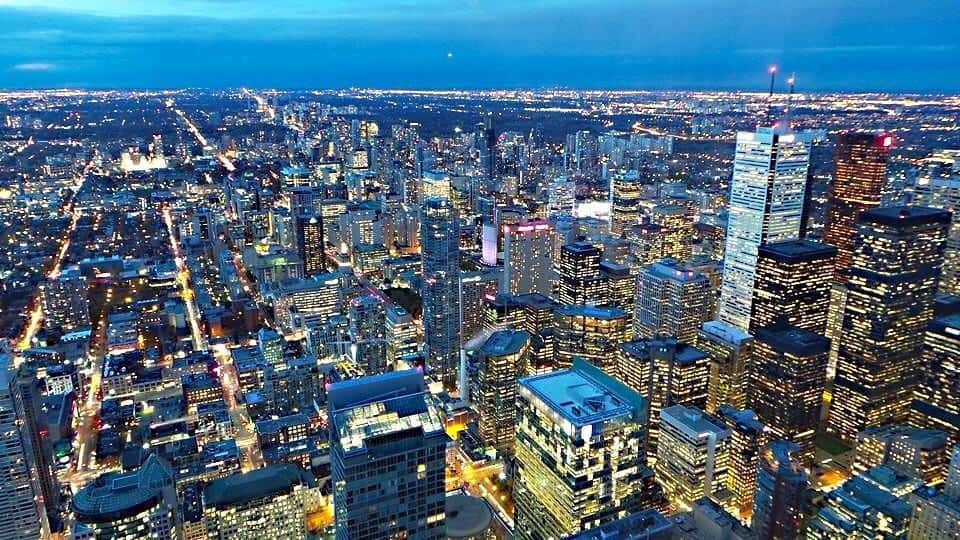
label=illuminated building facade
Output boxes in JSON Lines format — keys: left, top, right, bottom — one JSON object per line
{"left": 420, "top": 197, "right": 462, "bottom": 388}
{"left": 0, "top": 368, "right": 43, "bottom": 540}
{"left": 714, "top": 405, "right": 767, "bottom": 519}
{"left": 476, "top": 330, "right": 529, "bottom": 456}
{"left": 751, "top": 239, "right": 837, "bottom": 334}
{"left": 908, "top": 446, "right": 960, "bottom": 539}
{"left": 599, "top": 261, "right": 636, "bottom": 316}
{"left": 295, "top": 214, "right": 326, "bottom": 277}
{"left": 830, "top": 207, "right": 950, "bottom": 444}
{"left": 502, "top": 219, "right": 555, "bottom": 296}
{"left": 654, "top": 404, "right": 731, "bottom": 512}
{"left": 385, "top": 305, "right": 419, "bottom": 367}
{"left": 718, "top": 126, "right": 811, "bottom": 331}
{"left": 514, "top": 359, "right": 648, "bottom": 540}
{"left": 752, "top": 324, "right": 830, "bottom": 463}
{"left": 40, "top": 267, "right": 90, "bottom": 332}
{"left": 349, "top": 294, "right": 386, "bottom": 375}
{"left": 556, "top": 242, "right": 604, "bottom": 305}
{"left": 329, "top": 370, "right": 447, "bottom": 540}
{"left": 911, "top": 149, "right": 960, "bottom": 294}
{"left": 617, "top": 336, "right": 710, "bottom": 458}
{"left": 610, "top": 171, "right": 643, "bottom": 236}
{"left": 855, "top": 425, "right": 948, "bottom": 485}
{"left": 698, "top": 321, "right": 753, "bottom": 413}
{"left": 460, "top": 268, "right": 501, "bottom": 345}
{"left": 634, "top": 259, "right": 711, "bottom": 343}
{"left": 911, "top": 313, "right": 960, "bottom": 441}
{"left": 202, "top": 464, "right": 313, "bottom": 539}
{"left": 808, "top": 466, "right": 917, "bottom": 539}
{"left": 751, "top": 440, "right": 809, "bottom": 540}
{"left": 554, "top": 304, "right": 627, "bottom": 373}
{"left": 650, "top": 203, "right": 693, "bottom": 261}
{"left": 822, "top": 131, "right": 892, "bottom": 282}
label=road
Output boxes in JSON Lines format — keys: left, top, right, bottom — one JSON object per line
{"left": 162, "top": 205, "right": 206, "bottom": 352}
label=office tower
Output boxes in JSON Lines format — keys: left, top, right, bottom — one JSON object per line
{"left": 502, "top": 219, "right": 555, "bottom": 296}
{"left": 287, "top": 185, "right": 315, "bottom": 217}
{"left": 599, "top": 261, "right": 635, "bottom": 315}
{"left": 476, "top": 116, "right": 495, "bottom": 182}
{"left": 476, "top": 330, "right": 529, "bottom": 457}
{"left": 655, "top": 405, "right": 731, "bottom": 512}
{"left": 651, "top": 203, "right": 693, "bottom": 261}
{"left": 514, "top": 359, "right": 648, "bottom": 540}
{"left": 610, "top": 171, "right": 642, "bottom": 235}
{"left": 71, "top": 454, "right": 177, "bottom": 539}
{"left": 328, "top": 370, "right": 447, "bottom": 540}
{"left": 547, "top": 176, "right": 576, "bottom": 217}
{"left": 911, "top": 149, "right": 960, "bottom": 293}
{"left": 349, "top": 295, "right": 386, "bottom": 374}
{"left": 718, "top": 126, "right": 811, "bottom": 331}
{"left": 9, "top": 366, "right": 59, "bottom": 525}
{"left": 714, "top": 405, "right": 767, "bottom": 519}
{"left": 624, "top": 223, "right": 664, "bottom": 271}
{"left": 556, "top": 242, "right": 605, "bottom": 305}
{"left": 830, "top": 207, "right": 950, "bottom": 444}
{"left": 752, "top": 324, "right": 829, "bottom": 462}
{"left": 698, "top": 321, "right": 754, "bottom": 412}
{"left": 855, "top": 425, "right": 948, "bottom": 485}
{"left": 514, "top": 293, "right": 560, "bottom": 374}
{"left": 295, "top": 214, "right": 326, "bottom": 277}
{"left": 201, "top": 464, "right": 313, "bottom": 539}
{"left": 385, "top": 305, "right": 419, "bottom": 367}
{"left": 460, "top": 268, "right": 501, "bottom": 344}
{"left": 751, "top": 239, "right": 837, "bottom": 334}
{"left": 617, "top": 336, "right": 710, "bottom": 457}
{"left": 270, "top": 273, "right": 341, "bottom": 332}
{"left": 912, "top": 313, "right": 960, "bottom": 440}
{"left": 0, "top": 368, "right": 43, "bottom": 540}
{"left": 822, "top": 131, "right": 892, "bottom": 282}
{"left": 809, "top": 466, "right": 918, "bottom": 539}
{"left": 751, "top": 440, "right": 809, "bottom": 540}
{"left": 420, "top": 197, "right": 462, "bottom": 388}
{"left": 40, "top": 267, "right": 90, "bottom": 331}
{"left": 259, "top": 327, "right": 285, "bottom": 369}
{"left": 634, "top": 259, "right": 711, "bottom": 343}
{"left": 909, "top": 445, "right": 960, "bottom": 539}
{"left": 554, "top": 304, "right": 627, "bottom": 373}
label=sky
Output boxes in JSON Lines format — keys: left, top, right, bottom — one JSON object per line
{"left": 0, "top": 0, "right": 958, "bottom": 92}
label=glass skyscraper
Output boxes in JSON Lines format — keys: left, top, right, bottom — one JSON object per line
{"left": 420, "top": 197, "right": 462, "bottom": 389}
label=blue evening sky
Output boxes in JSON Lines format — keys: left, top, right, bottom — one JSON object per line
{"left": 0, "top": 0, "right": 957, "bottom": 92}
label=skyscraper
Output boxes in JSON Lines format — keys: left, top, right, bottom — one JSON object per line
{"left": 202, "top": 464, "right": 314, "bottom": 539}
{"left": 556, "top": 242, "right": 604, "bottom": 305}
{"left": 9, "top": 366, "right": 60, "bottom": 527}
{"left": 830, "top": 206, "right": 950, "bottom": 444}
{"left": 514, "top": 358, "right": 648, "bottom": 540}
{"left": 655, "top": 405, "right": 731, "bottom": 512}
{"left": 913, "top": 149, "right": 960, "bottom": 294}
{"left": 752, "top": 324, "right": 830, "bottom": 462}
{"left": 420, "top": 197, "right": 462, "bottom": 388}
{"left": 328, "top": 370, "right": 447, "bottom": 540}
{"left": 908, "top": 445, "right": 960, "bottom": 539}
{"left": 502, "top": 219, "right": 555, "bottom": 296}
{"left": 698, "top": 321, "right": 754, "bottom": 413}
{"left": 295, "top": 214, "right": 326, "bottom": 277}
{"left": 718, "top": 126, "right": 811, "bottom": 330}
{"left": 751, "top": 239, "right": 836, "bottom": 334}
{"left": 0, "top": 368, "right": 43, "bottom": 540}
{"left": 650, "top": 203, "right": 693, "bottom": 261}
{"left": 634, "top": 259, "right": 711, "bottom": 343}
{"left": 554, "top": 304, "right": 627, "bottom": 373}
{"left": 475, "top": 329, "right": 529, "bottom": 457}
{"left": 385, "top": 305, "right": 419, "bottom": 367}
{"left": 610, "top": 171, "right": 643, "bottom": 236}
{"left": 751, "top": 440, "right": 809, "bottom": 540}
{"left": 822, "top": 131, "right": 892, "bottom": 282}
{"left": 349, "top": 294, "right": 386, "bottom": 375}
{"left": 714, "top": 405, "right": 767, "bottom": 519}
{"left": 911, "top": 313, "right": 960, "bottom": 441}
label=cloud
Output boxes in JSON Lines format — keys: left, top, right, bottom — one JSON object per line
{"left": 12, "top": 62, "right": 56, "bottom": 71}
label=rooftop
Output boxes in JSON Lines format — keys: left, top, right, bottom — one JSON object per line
{"left": 759, "top": 239, "right": 838, "bottom": 262}
{"left": 564, "top": 508, "right": 673, "bottom": 540}
{"left": 754, "top": 324, "right": 830, "bottom": 357}
{"left": 445, "top": 494, "right": 493, "bottom": 539}
{"left": 480, "top": 329, "right": 529, "bottom": 357}
{"left": 644, "top": 258, "right": 706, "bottom": 282}
{"left": 203, "top": 464, "right": 312, "bottom": 509}
{"left": 556, "top": 303, "right": 627, "bottom": 320}
{"left": 661, "top": 404, "right": 730, "bottom": 437}
{"left": 72, "top": 454, "right": 173, "bottom": 523}
{"left": 860, "top": 205, "right": 952, "bottom": 227}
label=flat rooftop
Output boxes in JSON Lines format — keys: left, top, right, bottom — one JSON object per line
{"left": 759, "top": 239, "right": 837, "bottom": 262}
{"left": 481, "top": 330, "right": 529, "bottom": 357}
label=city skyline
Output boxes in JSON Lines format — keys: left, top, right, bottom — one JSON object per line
{"left": 1, "top": 0, "right": 959, "bottom": 91}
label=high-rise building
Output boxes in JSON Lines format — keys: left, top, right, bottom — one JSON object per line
{"left": 617, "top": 336, "right": 710, "bottom": 458}
{"left": 718, "top": 126, "right": 811, "bottom": 331}
{"left": 751, "top": 239, "right": 837, "bottom": 334}
{"left": 634, "top": 259, "right": 711, "bottom": 343}
{"left": 71, "top": 454, "right": 177, "bottom": 539}
{"left": 459, "top": 268, "right": 501, "bottom": 345}
{"left": 655, "top": 405, "right": 731, "bottom": 512}
{"left": 385, "top": 305, "right": 419, "bottom": 367}
{"left": 554, "top": 304, "right": 627, "bottom": 373}
{"left": 809, "top": 466, "right": 917, "bottom": 539}
{"left": 349, "top": 295, "right": 387, "bottom": 374}
{"left": 698, "top": 321, "right": 754, "bottom": 413}
{"left": 202, "top": 464, "right": 314, "bottom": 539}
{"left": 10, "top": 366, "right": 59, "bottom": 526}
{"left": 40, "top": 267, "right": 90, "bottom": 332}
{"left": 0, "top": 368, "right": 44, "bottom": 540}
{"left": 911, "top": 312, "right": 960, "bottom": 441}
{"left": 610, "top": 171, "right": 643, "bottom": 235}
{"left": 476, "top": 330, "right": 529, "bottom": 457}
{"left": 502, "top": 219, "right": 555, "bottom": 296}
{"left": 650, "top": 204, "right": 693, "bottom": 261}
{"left": 295, "top": 214, "right": 326, "bottom": 277}
{"left": 830, "top": 207, "right": 950, "bottom": 444}
{"left": 752, "top": 324, "right": 829, "bottom": 462}
{"left": 822, "top": 131, "right": 892, "bottom": 282}
{"left": 328, "top": 370, "right": 447, "bottom": 540}
{"left": 599, "top": 261, "right": 636, "bottom": 315}
{"left": 855, "top": 424, "right": 948, "bottom": 485}
{"left": 908, "top": 445, "right": 960, "bottom": 539}
{"left": 624, "top": 223, "right": 665, "bottom": 271}
{"left": 259, "top": 327, "right": 285, "bottom": 369}
{"left": 911, "top": 149, "right": 960, "bottom": 294}
{"left": 514, "top": 358, "right": 648, "bottom": 540}
{"left": 420, "top": 197, "right": 463, "bottom": 388}
{"left": 556, "top": 242, "right": 604, "bottom": 305}
{"left": 714, "top": 405, "right": 767, "bottom": 519}
{"left": 547, "top": 177, "right": 576, "bottom": 218}
{"left": 751, "top": 440, "right": 809, "bottom": 540}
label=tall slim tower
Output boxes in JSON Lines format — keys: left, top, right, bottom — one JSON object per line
{"left": 609, "top": 171, "right": 643, "bottom": 236}
{"left": 0, "top": 368, "right": 44, "bottom": 539}
{"left": 502, "top": 219, "right": 555, "bottom": 296}
{"left": 295, "top": 214, "right": 326, "bottom": 277}
{"left": 912, "top": 149, "right": 960, "bottom": 294}
{"left": 751, "top": 440, "right": 810, "bottom": 540}
{"left": 822, "top": 131, "right": 892, "bottom": 282}
{"left": 829, "top": 207, "right": 950, "bottom": 444}
{"left": 718, "top": 126, "right": 811, "bottom": 330}
{"left": 420, "top": 197, "right": 462, "bottom": 388}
